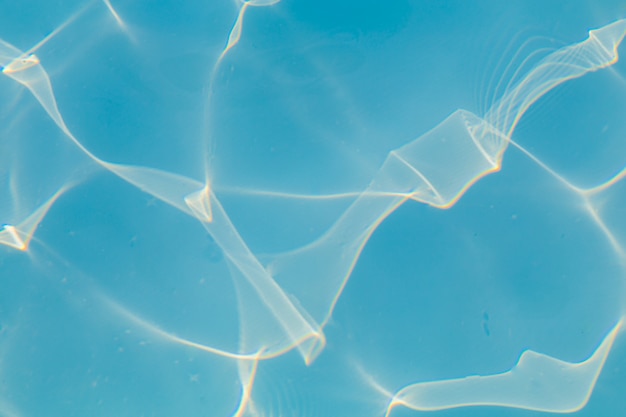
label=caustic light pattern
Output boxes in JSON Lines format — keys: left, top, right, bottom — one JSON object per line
{"left": 1, "top": 1, "right": 626, "bottom": 416}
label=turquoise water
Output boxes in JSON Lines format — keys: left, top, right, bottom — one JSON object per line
{"left": 1, "top": 1, "right": 626, "bottom": 416}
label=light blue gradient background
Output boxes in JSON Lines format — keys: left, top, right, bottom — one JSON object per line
{"left": 1, "top": 1, "right": 626, "bottom": 416}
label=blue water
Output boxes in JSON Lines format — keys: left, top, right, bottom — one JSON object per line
{"left": 1, "top": 1, "right": 626, "bottom": 416}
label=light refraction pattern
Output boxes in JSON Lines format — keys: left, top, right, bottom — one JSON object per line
{"left": 1, "top": 1, "right": 626, "bottom": 416}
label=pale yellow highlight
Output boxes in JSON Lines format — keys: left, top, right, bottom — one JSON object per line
{"left": 385, "top": 320, "right": 623, "bottom": 415}
{"left": 0, "top": 186, "right": 69, "bottom": 251}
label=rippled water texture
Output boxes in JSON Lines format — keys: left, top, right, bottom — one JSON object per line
{"left": 1, "top": 1, "right": 626, "bottom": 416}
